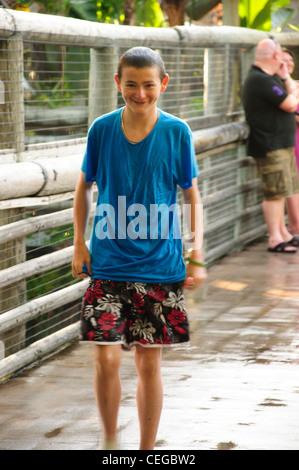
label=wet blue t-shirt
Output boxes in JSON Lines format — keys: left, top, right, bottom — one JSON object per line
{"left": 81, "top": 107, "right": 199, "bottom": 283}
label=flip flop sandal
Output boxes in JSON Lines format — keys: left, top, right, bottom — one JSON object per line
{"left": 268, "top": 242, "right": 297, "bottom": 253}
{"left": 288, "top": 236, "right": 299, "bottom": 247}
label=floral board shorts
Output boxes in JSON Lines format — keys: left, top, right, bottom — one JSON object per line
{"left": 80, "top": 279, "right": 190, "bottom": 349}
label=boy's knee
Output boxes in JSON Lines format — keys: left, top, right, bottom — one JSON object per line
{"left": 94, "top": 345, "right": 121, "bottom": 376}
{"left": 135, "top": 346, "right": 161, "bottom": 377}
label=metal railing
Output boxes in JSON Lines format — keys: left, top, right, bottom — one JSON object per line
{"left": 1, "top": 8, "right": 299, "bottom": 381}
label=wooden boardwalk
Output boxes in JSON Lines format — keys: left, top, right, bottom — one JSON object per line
{"left": 1, "top": 238, "right": 299, "bottom": 450}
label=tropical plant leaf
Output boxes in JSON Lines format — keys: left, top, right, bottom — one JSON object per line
{"left": 69, "top": 0, "right": 98, "bottom": 21}
{"left": 251, "top": 1, "right": 272, "bottom": 30}
{"left": 239, "top": 0, "right": 291, "bottom": 31}
{"left": 136, "top": 0, "right": 165, "bottom": 27}
{"left": 271, "top": 7, "right": 294, "bottom": 31}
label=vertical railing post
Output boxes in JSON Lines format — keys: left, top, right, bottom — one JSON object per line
{"left": 0, "top": 34, "right": 26, "bottom": 358}
{"left": 88, "top": 46, "right": 119, "bottom": 127}
{"left": 203, "top": 46, "right": 227, "bottom": 117}
{"left": 0, "top": 33, "right": 25, "bottom": 156}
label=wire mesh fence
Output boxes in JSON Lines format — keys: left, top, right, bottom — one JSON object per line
{"left": 23, "top": 41, "right": 90, "bottom": 144}
{"left": 0, "top": 38, "right": 245, "bottom": 148}
{"left": 0, "top": 199, "right": 77, "bottom": 357}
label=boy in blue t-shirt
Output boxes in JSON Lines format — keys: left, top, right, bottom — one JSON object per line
{"left": 72, "top": 46, "right": 206, "bottom": 450}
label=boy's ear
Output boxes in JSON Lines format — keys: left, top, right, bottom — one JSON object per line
{"left": 161, "top": 73, "right": 169, "bottom": 92}
{"left": 114, "top": 73, "right": 122, "bottom": 92}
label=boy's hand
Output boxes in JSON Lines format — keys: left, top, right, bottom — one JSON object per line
{"left": 72, "top": 243, "right": 93, "bottom": 278}
{"left": 183, "top": 263, "right": 207, "bottom": 290}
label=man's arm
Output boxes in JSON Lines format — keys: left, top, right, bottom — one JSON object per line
{"left": 72, "top": 171, "right": 94, "bottom": 278}
{"left": 182, "top": 178, "right": 207, "bottom": 290}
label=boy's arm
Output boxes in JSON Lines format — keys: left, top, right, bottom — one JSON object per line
{"left": 182, "top": 178, "right": 207, "bottom": 290}
{"left": 72, "top": 171, "right": 94, "bottom": 278}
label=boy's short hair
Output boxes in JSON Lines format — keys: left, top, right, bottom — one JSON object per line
{"left": 117, "top": 47, "right": 166, "bottom": 81}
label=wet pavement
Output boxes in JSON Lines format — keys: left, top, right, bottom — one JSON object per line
{"left": 1, "top": 237, "right": 299, "bottom": 450}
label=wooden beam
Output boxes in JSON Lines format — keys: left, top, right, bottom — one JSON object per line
{"left": 0, "top": 156, "right": 82, "bottom": 200}
{"left": 0, "top": 322, "right": 80, "bottom": 382}
{"left": 0, "top": 280, "right": 89, "bottom": 335}
{"left": 0, "top": 9, "right": 179, "bottom": 46}
{"left": 0, "top": 204, "right": 95, "bottom": 244}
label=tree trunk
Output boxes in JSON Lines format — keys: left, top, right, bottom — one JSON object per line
{"left": 123, "top": 0, "right": 135, "bottom": 25}
{"left": 160, "top": 0, "right": 186, "bottom": 26}
{"left": 185, "top": 0, "right": 219, "bottom": 22}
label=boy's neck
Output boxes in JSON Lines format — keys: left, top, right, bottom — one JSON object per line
{"left": 124, "top": 105, "right": 158, "bottom": 127}
{"left": 122, "top": 106, "right": 159, "bottom": 143}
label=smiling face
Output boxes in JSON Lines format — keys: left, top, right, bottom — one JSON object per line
{"left": 114, "top": 65, "right": 169, "bottom": 117}
{"left": 282, "top": 51, "right": 295, "bottom": 75}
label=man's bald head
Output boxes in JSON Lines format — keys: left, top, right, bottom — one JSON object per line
{"left": 254, "top": 39, "right": 282, "bottom": 74}
{"left": 255, "top": 39, "right": 280, "bottom": 60}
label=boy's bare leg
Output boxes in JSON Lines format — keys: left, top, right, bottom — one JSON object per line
{"left": 94, "top": 345, "right": 122, "bottom": 449}
{"left": 134, "top": 346, "right": 163, "bottom": 450}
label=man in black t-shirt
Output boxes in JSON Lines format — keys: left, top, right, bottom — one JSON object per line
{"left": 242, "top": 39, "right": 299, "bottom": 253}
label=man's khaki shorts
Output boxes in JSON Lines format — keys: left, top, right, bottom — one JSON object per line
{"left": 256, "top": 147, "right": 299, "bottom": 200}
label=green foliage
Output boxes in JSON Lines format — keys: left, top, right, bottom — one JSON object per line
{"left": 19, "top": 0, "right": 71, "bottom": 15}
{"left": 289, "top": 23, "right": 299, "bottom": 31}
{"left": 135, "top": 0, "right": 165, "bottom": 27}
{"left": 22, "top": 0, "right": 165, "bottom": 26}
{"left": 32, "top": 80, "right": 73, "bottom": 108}
{"left": 68, "top": 0, "right": 124, "bottom": 23}
{"left": 239, "top": 0, "right": 294, "bottom": 31}
{"left": 26, "top": 224, "right": 75, "bottom": 300}
{"left": 271, "top": 4, "right": 295, "bottom": 31}
{"left": 69, "top": 0, "right": 99, "bottom": 21}
{"left": 239, "top": 0, "right": 272, "bottom": 30}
